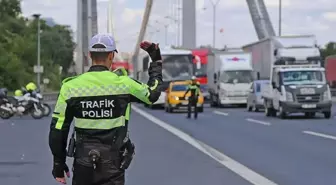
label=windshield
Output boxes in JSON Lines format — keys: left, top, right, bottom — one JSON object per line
{"left": 171, "top": 84, "right": 188, "bottom": 91}
{"left": 193, "top": 63, "right": 207, "bottom": 77}
{"left": 256, "top": 82, "right": 269, "bottom": 92}
{"left": 162, "top": 55, "right": 193, "bottom": 81}
{"left": 281, "top": 70, "right": 326, "bottom": 85}
{"left": 220, "top": 70, "right": 254, "bottom": 83}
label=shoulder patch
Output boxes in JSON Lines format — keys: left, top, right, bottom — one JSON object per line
{"left": 62, "top": 76, "right": 77, "bottom": 84}
{"left": 112, "top": 67, "right": 128, "bottom": 76}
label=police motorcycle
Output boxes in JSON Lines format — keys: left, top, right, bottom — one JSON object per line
{"left": 21, "top": 87, "right": 51, "bottom": 117}
{"left": 0, "top": 88, "right": 44, "bottom": 119}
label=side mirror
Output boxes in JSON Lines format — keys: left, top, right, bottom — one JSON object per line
{"left": 214, "top": 73, "right": 217, "bottom": 80}
{"left": 249, "top": 89, "right": 254, "bottom": 93}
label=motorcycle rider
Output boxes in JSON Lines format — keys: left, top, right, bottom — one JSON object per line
{"left": 24, "top": 82, "right": 38, "bottom": 97}
{"left": 183, "top": 76, "right": 201, "bottom": 119}
{"left": 0, "top": 88, "right": 8, "bottom": 105}
{"left": 49, "top": 33, "right": 162, "bottom": 185}
{"left": 14, "top": 89, "right": 23, "bottom": 97}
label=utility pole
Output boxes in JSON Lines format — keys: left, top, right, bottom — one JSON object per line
{"left": 33, "top": 14, "right": 42, "bottom": 90}
{"left": 278, "top": 0, "right": 282, "bottom": 36}
{"left": 210, "top": 0, "right": 221, "bottom": 48}
{"left": 87, "top": 0, "right": 92, "bottom": 66}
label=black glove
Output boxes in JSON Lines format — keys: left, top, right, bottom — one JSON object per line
{"left": 52, "top": 162, "right": 70, "bottom": 178}
{"left": 140, "top": 41, "right": 162, "bottom": 62}
{"left": 119, "top": 141, "right": 135, "bottom": 170}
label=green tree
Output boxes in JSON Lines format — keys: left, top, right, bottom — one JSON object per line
{"left": 0, "top": 0, "right": 75, "bottom": 91}
{"left": 320, "top": 42, "right": 336, "bottom": 59}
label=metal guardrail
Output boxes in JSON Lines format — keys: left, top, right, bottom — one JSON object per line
{"left": 42, "top": 92, "right": 59, "bottom": 102}
{"left": 44, "top": 89, "right": 336, "bottom": 103}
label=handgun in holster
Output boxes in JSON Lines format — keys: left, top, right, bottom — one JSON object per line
{"left": 119, "top": 140, "right": 135, "bottom": 170}
{"left": 66, "top": 131, "right": 76, "bottom": 157}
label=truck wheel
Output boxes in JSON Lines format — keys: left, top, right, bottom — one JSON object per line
{"left": 265, "top": 107, "right": 273, "bottom": 117}
{"left": 264, "top": 102, "right": 270, "bottom": 116}
{"left": 279, "top": 106, "right": 287, "bottom": 119}
{"left": 264, "top": 101, "right": 273, "bottom": 117}
{"left": 323, "top": 111, "right": 331, "bottom": 119}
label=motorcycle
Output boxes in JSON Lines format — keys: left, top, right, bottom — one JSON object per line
{"left": 34, "top": 92, "right": 51, "bottom": 117}
{"left": 0, "top": 95, "right": 44, "bottom": 119}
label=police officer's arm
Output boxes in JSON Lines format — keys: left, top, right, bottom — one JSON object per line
{"left": 49, "top": 84, "right": 74, "bottom": 164}
{"left": 196, "top": 82, "right": 201, "bottom": 96}
{"left": 128, "top": 62, "right": 162, "bottom": 104}
{"left": 183, "top": 85, "right": 191, "bottom": 97}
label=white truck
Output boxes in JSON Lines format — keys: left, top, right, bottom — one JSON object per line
{"left": 140, "top": 46, "right": 194, "bottom": 108}
{"left": 208, "top": 51, "right": 254, "bottom": 107}
{"left": 243, "top": 35, "right": 332, "bottom": 119}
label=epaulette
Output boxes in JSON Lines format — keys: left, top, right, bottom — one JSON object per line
{"left": 113, "top": 67, "right": 128, "bottom": 76}
{"left": 62, "top": 76, "right": 77, "bottom": 84}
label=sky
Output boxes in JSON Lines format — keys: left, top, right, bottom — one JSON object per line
{"left": 21, "top": 0, "right": 336, "bottom": 52}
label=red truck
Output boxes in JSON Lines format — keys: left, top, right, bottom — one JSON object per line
{"left": 325, "top": 55, "right": 336, "bottom": 88}
{"left": 192, "top": 49, "right": 208, "bottom": 84}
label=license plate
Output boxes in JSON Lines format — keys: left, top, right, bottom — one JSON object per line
{"left": 302, "top": 104, "right": 316, "bottom": 108}
{"left": 182, "top": 101, "right": 188, "bottom": 105}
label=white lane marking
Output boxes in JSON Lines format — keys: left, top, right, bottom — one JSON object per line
{"left": 245, "top": 118, "right": 271, "bottom": 126}
{"left": 303, "top": 131, "right": 336, "bottom": 141}
{"left": 213, "top": 110, "right": 229, "bottom": 116}
{"left": 132, "top": 105, "right": 278, "bottom": 185}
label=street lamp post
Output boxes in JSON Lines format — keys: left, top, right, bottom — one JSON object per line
{"left": 278, "top": 0, "right": 282, "bottom": 36}
{"left": 33, "top": 14, "right": 41, "bottom": 90}
{"left": 155, "top": 21, "right": 169, "bottom": 45}
{"left": 209, "top": 0, "right": 221, "bottom": 48}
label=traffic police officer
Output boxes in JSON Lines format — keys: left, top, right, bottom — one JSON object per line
{"left": 48, "top": 33, "right": 162, "bottom": 185}
{"left": 183, "top": 76, "right": 201, "bottom": 119}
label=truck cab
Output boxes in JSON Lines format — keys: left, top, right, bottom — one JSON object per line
{"left": 263, "top": 49, "right": 332, "bottom": 119}
{"left": 208, "top": 52, "right": 254, "bottom": 107}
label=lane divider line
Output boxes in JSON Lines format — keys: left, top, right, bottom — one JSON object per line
{"left": 303, "top": 131, "right": 336, "bottom": 141}
{"left": 213, "top": 110, "right": 229, "bottom": 116}
{"left": 245, "top": 118, "right": 271, "bottom": 126}
{"left": 132, "top": 105, "right": 278, "bottom": 185}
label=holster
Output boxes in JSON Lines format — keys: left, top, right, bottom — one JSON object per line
{"left": 74, "top": 142, "right": 120, "bottom": 170}
{"left": 119, "top": 140, "right": 135, "bottom": 170}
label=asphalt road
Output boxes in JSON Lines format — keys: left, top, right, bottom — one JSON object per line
{"left": 0, "top": 103, "right": 335, "bottom": 185}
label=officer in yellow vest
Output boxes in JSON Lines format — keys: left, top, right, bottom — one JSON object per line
{"left": 183, "top": 76, "right": 201, "bottom": 119}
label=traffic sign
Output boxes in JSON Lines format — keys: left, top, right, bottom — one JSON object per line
{"left": 34, "top": 65, "right": 44, "bottom": 73}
